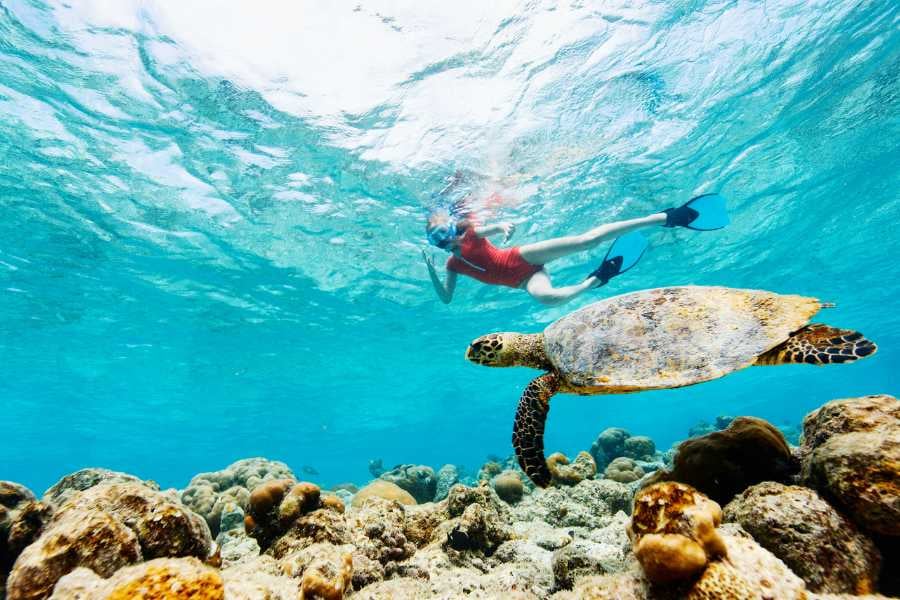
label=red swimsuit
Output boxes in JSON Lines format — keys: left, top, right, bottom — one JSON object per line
{"left": 446, "top": 228, "right": 543, "bottom": 288}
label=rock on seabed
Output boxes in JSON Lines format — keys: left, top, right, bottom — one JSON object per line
{"left": 724, "top": 481, "right": 881, "bottom": 593}
{"left": 799, "top": 395, "right": 900, "bottom": 537}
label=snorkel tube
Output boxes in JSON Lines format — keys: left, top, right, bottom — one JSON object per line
{"left": 426, "top": 170, "right": 472, "bottom": 249}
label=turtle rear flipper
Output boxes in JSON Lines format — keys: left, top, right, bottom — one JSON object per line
{"left": 755, "top": 324, "right": 877, "bottom": 366}
{"left": 513, "top": 374, "right": 559, "bottom": 487}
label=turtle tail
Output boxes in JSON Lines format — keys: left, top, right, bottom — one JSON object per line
{"left": 513, "top": 374, "right": 560, "bottom": 488}
{"left": 755, "top": 323, "right": 877, "bottom": 366}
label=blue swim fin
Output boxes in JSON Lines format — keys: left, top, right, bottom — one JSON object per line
{"left": 663, "top": 193, "right": 729, "bottom": 231}
{"left": 588, "top": 231, "right": 649, "bottom": 286}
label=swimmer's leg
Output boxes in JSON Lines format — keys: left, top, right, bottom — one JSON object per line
{"left": 519, "top": 213, "right": 664, "bottom": 265}
{"left": 524, "top": 270, "right": 596, "bottom": 306}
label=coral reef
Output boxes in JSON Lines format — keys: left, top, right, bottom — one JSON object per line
{"left": 181, "top": 458, "right": 295, "bottom": 536}
{"left": 43, "top": 468, "right": 157, "bottom": 507}
{"left": 628, "top": 482, "right": 725, "bottom": 583}
{"left": 298, "top": 550, "right": 352, "bottom": 600}
{"left": 546, "top": 451, "right": 596, "bottom": 486}
{"left": 594, "top": 427, "right": 630, "bottom": 459}
{"left": 218, "top": 554, "right": 299, "bottom": 599}
{"left": 550, "top": 536, "right": 626, "bottom": 590}
{"left": 589, "top": 428, "right": 663, "bottom": 477}
{"left": 7, "top": 482, "right": 212, "bottom": 600}
{"left": 622, "top": 436, "right": 655, "bottom": 461}
{"left": 477, "top": 460, "right": 503, "bottom": 483}
{"left": 493, "top": 470, "right": 525, "bottom": 504}
{"left": 8, "top": 506, "right": 142, "bottom": 600}
{"left": 243, "top": 480, "right": 325, "bottom": 550}
{"left": 267, "top": 506, "right": 351, "bottom": 560}
{"left": 216, "top": 500, "right": 260, "bottom": 568}
{"left": 50, "top": 557, "right": 223, "bottom": 599}
{"left": 604, "top": 457, "right": 644, "bottom": 483}
{"left": 351, "top": 480, "right": 417, "bottom": 508}
{"left": 565, "top": 519, "right": 806, "bottom": 599}
{"left": 442, "top": 498, "right": 512, "bottom": 559}
{"left": 724, "top": 481, "right": 880, "bottom": 593}
{"left": 379, "top": 464, "right": 437, "bottom": 503}
{"left": 5, "top": 395, "right": 898, "bottom": 600}
{"left": 346, "top": 498, "right": 415, "bottom": 569}
{"left": 434, "top": 464, "right": 459, "bottom": 501}
{"left": 1, "top": 482, "right": 52, "bottom": 598}
{"left": 649, "top": 416, "right": 797, "bottom": 505}
{"left": 589, "top": 427, "right": 629, "bottom": 470}
{"left": 512, "top": 479, "right": 631, "bottom": 529}
{"left": 708, "top": 524, "right": 808, "bottom": 599}
{"left": 215, "top": 535, "right": 258, "bottom": 572}
{"left": 557, "top": 528, "right": 810, "bottom": 599}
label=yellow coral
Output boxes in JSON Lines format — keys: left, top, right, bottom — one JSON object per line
{"left": 249, "top": 479, "right": 293, "bottom": 512}
{"left": 634, "top": 533, "right": 708, "bottom": 583}
{"left": 320, "top": 494, "right": 345, "bottom": 514}
{"left": 278, "top": 482, "right": 321, "bottom": 525}
{"left": 107, "top": 565, "right": 224, "bottom": 600}
{"left": 246, "top": 480, "right": 328, "bottom": 549}
{"left": 686, "top": 561, "right": 757, "bottom": 600}
{"left": 299, "top": 553, "right": 353, "bottom": 600}
{"left": 547, "top": 451, "right": 596, "bottom": 486}
{"left": 74, "top": 559, "right": 227, "bottom": 600}
{"left": 628, "top": 482, "right": 726, "bottom": 583}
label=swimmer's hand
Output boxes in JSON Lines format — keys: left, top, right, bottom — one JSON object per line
{"left": 423, "top": 249, "right": 456, "bottom": 303}
{"left": 474, "top": 222, "right": 516, "bottom": 244}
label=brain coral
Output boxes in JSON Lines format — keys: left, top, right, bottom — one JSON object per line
{"left": 649, "top": 416, "right": 796, "bottom": 505}
{"left": 351, "top": 480, "right": 417, "bottom": 509}
{"left": 604, "top": 457, "right": 644, "bottom": 483}
{"left": 181, "top": 458, "right": 295, "bottom": 536}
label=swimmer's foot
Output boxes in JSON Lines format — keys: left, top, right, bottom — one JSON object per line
{"left": 587, "top": 256, "right": 623, "bottom": 287}
{"left": 663, "top": 193, "right": 730, "bottom": 230}
{"left": 587, "top": 231, "right": 648, "bottom": 287}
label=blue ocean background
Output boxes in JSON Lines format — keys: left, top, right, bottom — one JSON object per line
{"left": 1, "top": 0, "right": 897, "bottom": 493}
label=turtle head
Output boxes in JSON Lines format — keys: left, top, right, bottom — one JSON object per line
{"left": 466, "top": 333, "right": 549, "bottom": 369}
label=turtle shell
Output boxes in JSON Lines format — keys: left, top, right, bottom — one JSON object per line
{"left": 543, "top": 286, "right": 821, "bottom": 392}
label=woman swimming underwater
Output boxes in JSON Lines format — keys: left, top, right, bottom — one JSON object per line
{"left": 423, "top": 194, "right": 728, "bottom": 306}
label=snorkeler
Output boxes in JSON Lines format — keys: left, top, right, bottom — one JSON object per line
{"left": 423, "top": 194, "right": 728, "bottom": 306}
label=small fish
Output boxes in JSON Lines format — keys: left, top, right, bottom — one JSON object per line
{"left": 301, "top": 465, "right": 319, "bottom": 476}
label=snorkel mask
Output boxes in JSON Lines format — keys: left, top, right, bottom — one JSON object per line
{"left": 426, "top": 218, "right": 459, "bottom": 249}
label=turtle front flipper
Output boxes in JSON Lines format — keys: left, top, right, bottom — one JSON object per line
{"left": 513, "top": 373, "right": 560, "bottom": 487}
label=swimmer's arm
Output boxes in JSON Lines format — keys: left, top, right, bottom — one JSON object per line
{"left": 473, "top": 222, "right": 516, "bottom": 243}
{"left": 423, "top": 250, "right": 457, "bottom": 304}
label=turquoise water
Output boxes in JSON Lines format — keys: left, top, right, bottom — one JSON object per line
{"left": 1, "top": 0, "right": 898, "bottom": 493}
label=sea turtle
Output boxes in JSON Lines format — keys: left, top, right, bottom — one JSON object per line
{"left": 464, "top": 286, "right": 877, "bottom": 487}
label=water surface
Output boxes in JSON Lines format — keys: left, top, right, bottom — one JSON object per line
{"left": 1, "top": 0, "right": 898, "bottom": 491}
